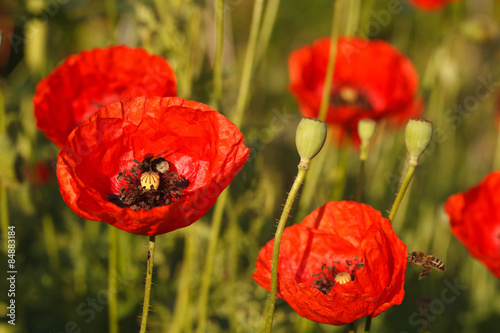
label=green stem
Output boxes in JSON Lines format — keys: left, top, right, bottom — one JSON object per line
{"left": 224, "top": 195, "right": 240, "bottom": 333}
{"left": 345, "top": 0, "right": 361, "bottom": 36}
{"left": 493, "top": 125, "right": 500, "bottom": 170}
{"left": 262, "top": 164, "right": 309, "bottom": 333}
{"left": 297, "top": 139, "right": 329, "bottom": 219}
{"left": 360, "top": 0, "right": 375, "bottom": 30}
{"left": 108, "top": 226, "right": 118, "bottom": 333}
{"left": 105, "top": 0, "right": 117, "bottom": 41}
{"left": 388, "top": 162, "right": 416, "bottom": 222}
{"left": 233, "top": 0, "right": 264, "bottom": 127}
{"left": 318, "top": 0, "right": 343, "bottom": 122}
{"left": 364, "top": 316, "right": 372, "bottom": 333}
{"left": 42, "top": 215, "right": 60, "bottom": 272}
{"left": 196, "top": 189, "right": 228, "bottom": 333}
{"left": 211, "top": 0, "right": 225, "bottom": 110}
{"left": 355, "top": 159, "right": 365, "bottom": 202}
{"left": 255, "top": 0, "right": 281, "bottom": 64}
{"left": 170, "top": 230, "right": 194, "bottom": 333}
{"left": 329, "top": 145, "right": 349, "bottom": 201}
{"left": 0, "top": 87, "right": 6, "bottom": 254}
{"left": 349, "top": 321, "right": 355, "bottom": 333}
{"left": 139, "top": 236, "right": 156, "bottom": 333}
{"left": 0, "top": 184, "right": 8, "bottom": 254}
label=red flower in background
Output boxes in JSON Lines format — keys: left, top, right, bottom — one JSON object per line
{"left": 289, "top": 37, "right": 421, "bottom": 143}
{"left": 445, "top": 171, "right": 500, "bottom": 278}
{"left": 57, "top": 96, "right": 249, "bottom": 236}
{"left": 34, "top": 45, "right": 177, "bottom": 148}
{"left": 253, "top": 201, "right": 407, "bottom": 325}
{"left": 409, "top": 0, "right": 458, "bottom": 11}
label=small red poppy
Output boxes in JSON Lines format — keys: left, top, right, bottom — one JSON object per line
{"left": 408, "top": 0, "right": 458, "bottom": 11}
{"left": 253, "top": 201, "right": 407, "bottom": 325}
{"left": 34, "top": 45, "right": 177, "bottom": 148}
{"left": 289, "top": 37, "right": 421, "bottom": 142}
{"left": 445, "top": 171, "right": 500, "bottom": 278}
{"left": 57, "top": 96, "right": 249, "bottom": 236}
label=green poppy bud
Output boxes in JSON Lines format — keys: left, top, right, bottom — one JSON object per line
{"left": 405, "top": 118, "right": 433, "bottom": 164}
{"left": 295, "top": 117, "right": 327, "bottom": 165}
{"left": 358, "top": 119, "right": 377, "bottom": 161}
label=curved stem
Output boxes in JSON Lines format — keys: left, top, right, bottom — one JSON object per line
{"left": 493, "top": 125, "right": 500, "bottom": 170}
{"left": 364, "top": 316, "right": 372, "bottom": 332}
{"left": 0, "top": 184, "right": 8, "bottom": 254}
{"left": 388, "top": 162, "right": 416, "bottom": 222}
{"left": 108, "top": 226, "right": 118, "bottom": 333}
{"left": 139, "top": 236, "right": 156, "bottom": 333}
{"left": 212, "top": 0, "right": 225, "bottom": 110}
{"left": 255, "top": 0, "right": 281, "bottom": 64}
{"left": 318, "top": 0, "right": 343, "bottom": 122}
{"left": 233, "top": 0, "right": 265, "bottom": 127}
{"left": 262, "top": 165, "right": 308, "bottom": 333}
{"left": 196, "top": 189, "right": 228, "bottom": 333}
{"left": 355, "top": 159, "right": 365, "bottom": 202}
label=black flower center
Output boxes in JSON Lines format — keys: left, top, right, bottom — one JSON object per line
{"left": 330, "top": 86, "right": 372, "bottom": 109}
{"left": 110, "top": 154, "right": 190, "bottom": 211}
{"left": 311, "top": 256, "right": 364, "bottom": 294}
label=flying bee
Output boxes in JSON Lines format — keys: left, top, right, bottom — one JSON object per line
{"left": 408, "top": 251, "right": 446, "bottom": 280}
{"left": 140, "top": 153, "right": 171, "bottom": 174}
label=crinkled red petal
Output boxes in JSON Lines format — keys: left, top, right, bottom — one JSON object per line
{"left": 445, "top": 171, "right": 500, "bottom": 278}
{"left": 57, "top": 96, "right": 249, "bottom": 236}
{"left": 34, "top": 45, "right": 177, "bottom": 148}
{"left": 288, "top": 37, "right": 422, "bottom": 143}
{"left": 253, "top": 201, "right": 407, "bottom": 325}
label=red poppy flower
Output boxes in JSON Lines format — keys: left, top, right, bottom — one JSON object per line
{"left": 289, "top": 37, "right": 421, "bottom": 143}
{"left": 253, "top": 201, "right": 407, "bottom": 325}
{"left": 57, "top": 96, "right": 249, "bottom": 236}
{"left": 445, "top": 171, "right": 500, "bottom": 278}
{"left": 34, "top": 45, "right": 177, "bottom": 149}
{"left": 408, "top": 0, "right": 458, "bottom": 11}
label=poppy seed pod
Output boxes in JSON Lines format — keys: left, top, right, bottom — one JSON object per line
{"left": 295, "top": 117, "right": 327, "bottom": 164}
{"left": 358, "top": 119, "right": 377, "bottom": 144}
{"left": 405, "top": 118, "right": 433, "bottom": 163}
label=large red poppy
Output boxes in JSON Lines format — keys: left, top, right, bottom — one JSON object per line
{"left": 57, "top": 96, "right": 249, "bottom": 236}
{"left": 408, "top": 0, "right": 458, "bottom": 11}
{"left": 34, "top": 45, "right": 177, "bottom": 149}
{"left": 445, "top": 171, "right": 500, "bottom": 278}
{"left": 289, "top": 37, "right": 421, "bottom": 142}
{"left": 253, "top": 201, "right": 407, "bottom": 325}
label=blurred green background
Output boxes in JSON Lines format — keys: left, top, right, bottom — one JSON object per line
{"left": 1, "top": 0, "right": 500, "bottom": 332}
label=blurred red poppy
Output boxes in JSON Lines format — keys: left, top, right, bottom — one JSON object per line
{"left": 252, "top": 201, "right": 407, "bottom": 325}
{"left": 57, "top": 96, "right": 249, "bottom": 236}
{"left": 34, "top": 45, "right": 177, "bottom": 149}
{"left": 409, "top": 0, "right": 458, "bottom": 11}
{"left": 445, "top": 171, "right": 500, "bottom": 278}
{"left": 289, "top": 37, "right": 421, "bottom": 143}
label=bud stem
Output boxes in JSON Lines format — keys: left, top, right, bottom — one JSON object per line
{"left": 108, "top": 226, "right": 118, "bottom": 333}
{"left": 139, "top": 236, "right": 156, "bottom": 333}
{"left": 355, "top": 159, "right": 365, "bottom": 202}
{"left": 318, "top": 0, "right": 344, "bottom": 122}
{"left": 262, "top": 164, "right": 308, "bottom": 333}
{"left": 388, "top": 163, "right": 416, "bottom": 222}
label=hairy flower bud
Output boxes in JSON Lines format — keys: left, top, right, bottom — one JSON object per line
{"left": 296, "top": 117, "right": 327, "bottom": 165}
{"left": 358, "top": 119, "right": 377, "bottom": 160}
{"left": 405, "top": 118, "right": 433, "bottom": 164}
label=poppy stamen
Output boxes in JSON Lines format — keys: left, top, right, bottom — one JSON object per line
{"left": 330, "top": 86, "right": 372, "bottom": 109}
{"left": 114, "top": 156, "right": 190, "bottom": 211}
{"left": 311, "top": 256, "right": 364, "bottom": 294}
